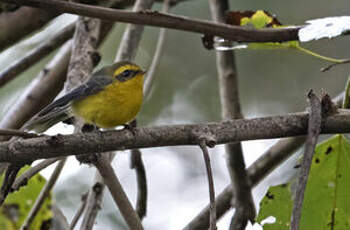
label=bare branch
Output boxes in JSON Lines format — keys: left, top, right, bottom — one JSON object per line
{"left": 0, "top": 6, "right": 58, "bottom": 51}
{"left": 184, "top": 94, "right": 344, "bottom": 230}
{"left": 94, "top": 155, "right": 143, "bottom": 230}
{"left": 2, "top": 0, "right": 301, "bottom": 43}
{"left": 79, "top": 173, "right": 106, "bottom": 230}
{"left": 208, "top": 1, "right": 255, "bottom": 229}
{"left": 291, "top": 91, "right": 322, "bottom": 230}
{"left": 0, "top": 41, "right": 71, "bottom": 131}
{"left": 70, "top": 192, "right": 88, "bottom": 230}
{"left": 1, "top": 109, "right": 350, "bottom": 163}
{"left": 114, "top": 0, "right": 155, "bottom": 62}
{"left": 12, "top": 157, "right": 61, "bottom": 191}
{"left": 199, "top": 140, "right": 216, "bottom": 230}
{"left": 0, "top": 129, "right": 41, "bottom": 138}
{"left": 143, "top": 0, "right": 170, "bottom": 98}
{"left": 20, "top": 158, "right": 66, "bottom": 230}
{"left": 0, "top": 22, "right": 75, "bottom": 88}
{"left": 130, "top": 149, "right": 148, "bottom": 220}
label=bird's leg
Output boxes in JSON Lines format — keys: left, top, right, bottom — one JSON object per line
{"left": 123, "top": 119, "right": 137, "bottom": 136}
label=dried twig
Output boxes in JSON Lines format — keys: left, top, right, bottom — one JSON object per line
{"left": 12, "top": 158, "right": 61, "bottom": 191}
{"left": 130, "top": 149, "right": 148, "bottom": 220}
{"left": 94, "top": 155, "right": 143, "bottom": 230}
{"left": 2, "top": 0, "right": 302, "bottom": 43}
{"left": 291, "top": 90, "right": 322, "bottom": 230}
{"left": 0, "top": 129, "right": 41, "bottom": 138}
{"left": 20, "top": 158, "right": 66, "bottom": 230}
{"left": 0, "top": 23, "right": 75, "bottom": 88}
{"left": 69, "top": 192, "right": 88, "bottom": 230}
{"left": 143, "top": 0, "right": 170, "bottom": 98}
{"left": 199, "top": 140, "right": 216, "bottom": 230}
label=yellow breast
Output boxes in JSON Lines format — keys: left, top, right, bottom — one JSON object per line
{"left": 71, "top": 74, "right": 143, "bottom": 128}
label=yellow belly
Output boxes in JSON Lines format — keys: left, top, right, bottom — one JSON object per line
{"left": 71, "top": 75, "right": 143, "bottom": 128}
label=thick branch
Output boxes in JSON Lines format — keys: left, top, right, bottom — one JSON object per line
{"left": 291, "top": 91, "right": 322, "bottom": 230}
{"left": 0, "top": 22, "right": 75, "bottom": 88}
{"left": 1, "top": 110, "right": 350, "bottom": 163}
{"left": 3, "top": 0, "right": 301, "bottom": 42}
{"left": 0, "top": 6, "right": 57, "bottom": 51}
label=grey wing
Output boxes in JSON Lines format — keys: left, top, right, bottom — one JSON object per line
{"left": 38, "top": 75, "right": 112, "bottom": 117}
{"left": 25, "top": 74, "right": 112, "bottom": 132}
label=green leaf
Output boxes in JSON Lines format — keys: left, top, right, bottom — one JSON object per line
{"left": 0, "top": 166, "right": 52, "bottom": 229}
{"left": 257, "top": 135, "right": 350, "bottom": 229}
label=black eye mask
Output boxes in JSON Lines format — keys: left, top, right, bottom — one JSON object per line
{"left": 116, "top": 69, "right": 142, "bottom": 82}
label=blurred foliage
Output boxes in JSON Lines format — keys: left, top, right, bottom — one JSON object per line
{"left": 0, "top": 166, "right": 52, "bottom": 229}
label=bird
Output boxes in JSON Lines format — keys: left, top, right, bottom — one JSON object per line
{"left": 25, "top": 61, "right": 145, "bottom": 132}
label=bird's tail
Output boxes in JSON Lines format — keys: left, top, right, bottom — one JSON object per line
{"left": 24, "top": 105, "right": 72, "bottom": 133}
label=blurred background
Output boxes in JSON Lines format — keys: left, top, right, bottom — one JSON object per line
{"left": 0, "top": 0, "right": 349, "bottom": 229}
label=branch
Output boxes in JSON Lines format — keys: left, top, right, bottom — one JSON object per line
{"left": 199, "top": 140, "right": 216, "bottom": 230}
{"left": 12, "top": 157, "right": 61, "bottom": 191}
{"left": 0, "top": 41, "right": 71, "bottom": 131}
{"left": 184, "top": 94, "right": 343, "bottom": 230}
{"left": 130, "top": 149, "right": 148, "bottom": 220}
{"left": 94, "top": 155, "right": 143, "bottom": 230}
{"left": 291, "top": 91, "right": 322, "bottom": 230}
{"left": 208, "top": 1, "right": 255, "bottom": 229}
{"left": 143, "top": 0, "right": 169, "bottom": 98}
{"left": 1, "top": 109, "right": 350, "bottom": 163}
{"left": 69, "top": 192, "right": 88, "bottom": 230}
{"left": 20, "top": 158, "right": 66, "bottom": 230}
{"left": 0, "top": 22, "right": 75, "bottom": 88}
{"left": 79, "top": 173, "right": 106, "bottom": 230}
{"left": 2, "top": 0, "right": 301, "bottom": 42}
{"left": 0, "top": 5, "right": 57, "bottom": 51}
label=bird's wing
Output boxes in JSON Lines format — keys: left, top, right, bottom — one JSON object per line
{"left": 24, "top": 74, "right": 112, "bottom": 132}
{"left": 37, "top": 74, "right": 112, "bottom": 117}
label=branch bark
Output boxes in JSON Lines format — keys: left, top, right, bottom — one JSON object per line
{"left": 209, "top": 1, "right": 255, "bottom": 229}
{"left": 1, "top": 109, "right": 350, "bottom": 163}
{"left": 2, "top": 0, "right": 301, "bottom": 42}
{"left": 291, "top": 91, "right": 322, "bottom": 230}
{"left": 0, "top": 5, "right": 58, "bottom": 51}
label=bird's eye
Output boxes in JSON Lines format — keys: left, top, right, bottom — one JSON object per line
{"left": 122, "top": 70, "right": 132, "bottom": 77}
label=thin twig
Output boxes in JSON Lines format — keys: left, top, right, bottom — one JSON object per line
{"left": 12, "top": 158, "right": 61, "bottom": 191}
{"left": 130, "top": 149, "right": 148, "bottom": 220}
{"left": 3, "top": 0, "right": 302, "bottom": 43}
{"left": 143, "top": 0, "right": 170, "bottom": 98}
{"left": 0, "top": 22, "right": 75, "bottom": 88}
{"left": 291, "top": 90, "right": 322, "bottom": 230}
{"left": 20, "top": 158, "right": 66, "bottom": 230}
{"left": 0, "top": 129, "right": 42, "bottom": 138}
{"left": 69, "top": 192, "right": 88, "bottom": 230}
{"left": 79, "top": 173, "right": 106, "bottom": 230}
{"left": 199, "top": 140, "right": 216, "bottom": 230}
{"left": 94, "top": 156, "right": 143, "bottom": 230}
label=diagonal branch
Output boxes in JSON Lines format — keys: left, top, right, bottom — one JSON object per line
{"left": 2, "top": 0, "right": 301, "bottom": 42}
{"left": 291, "top": 91, "right": 322, "bottom": 230}
{"left": 0, "top": 22, "right": 75, "bottom": 88}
